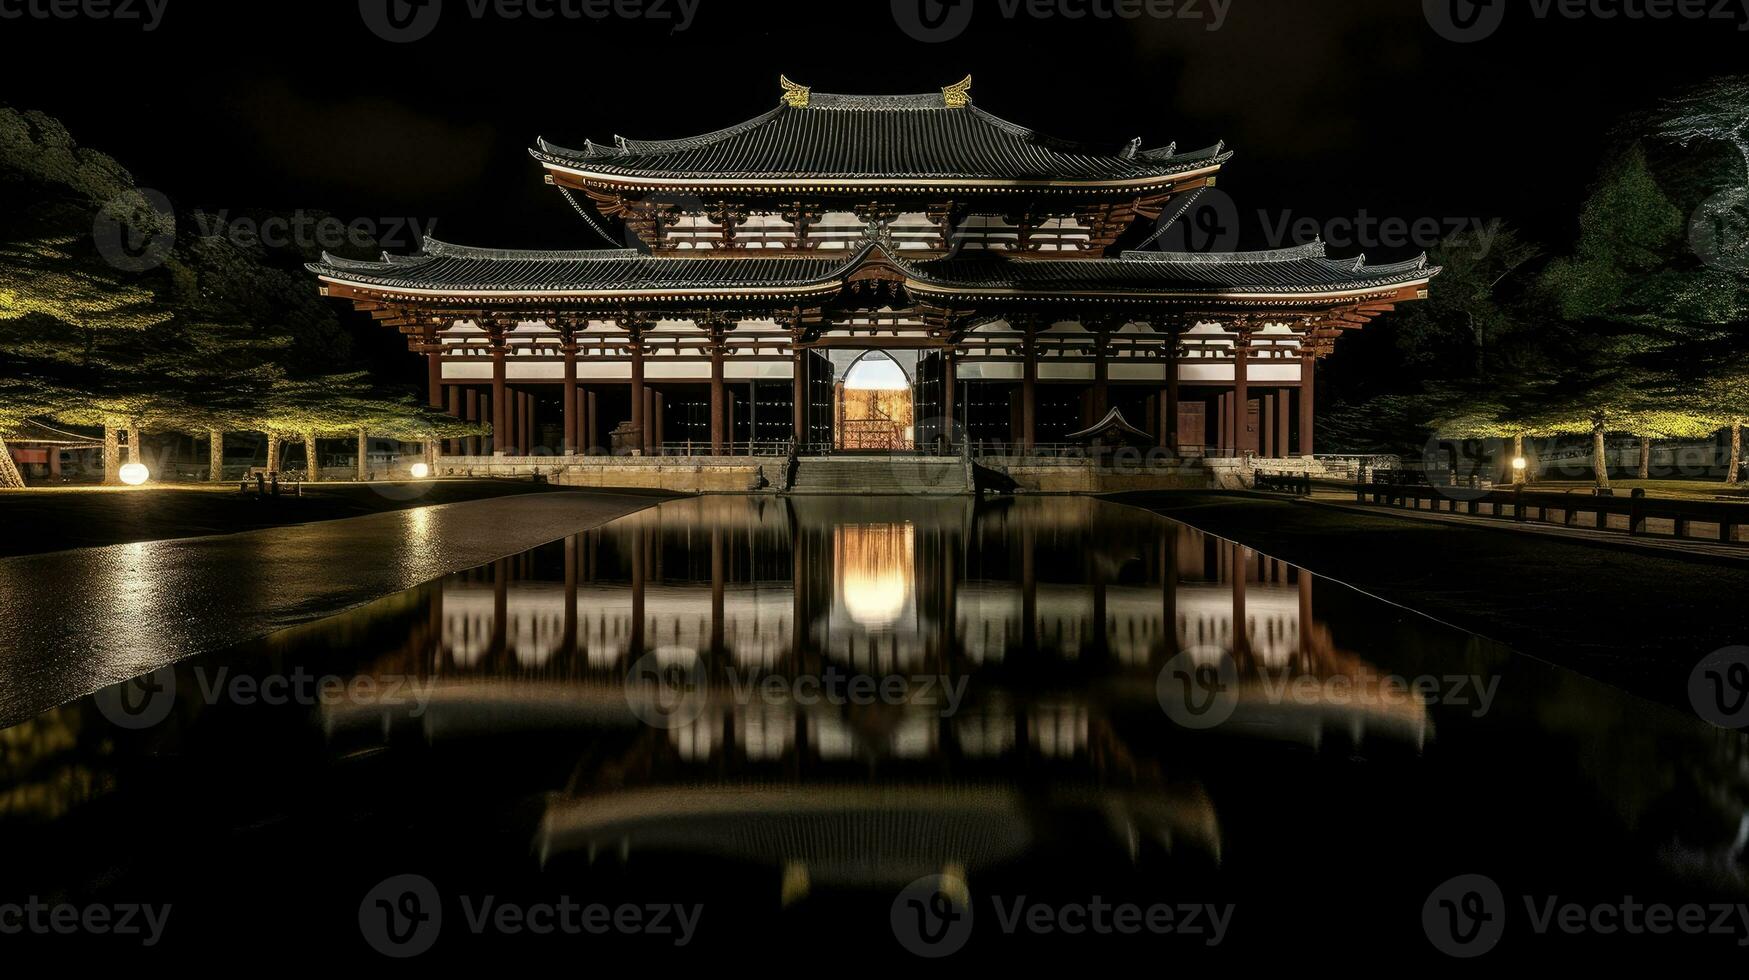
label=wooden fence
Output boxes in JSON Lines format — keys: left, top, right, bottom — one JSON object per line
{"left": 1333, "top": 480, "right": 1747, "bottom": 546}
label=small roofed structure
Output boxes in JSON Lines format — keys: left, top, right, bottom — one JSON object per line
{"left": 1066, "top": 408, "right": 1157, "bottom": 452}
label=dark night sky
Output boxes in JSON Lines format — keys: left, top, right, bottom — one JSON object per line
{"left": 4, "top": 0, "right": 1745, "bottom": 261}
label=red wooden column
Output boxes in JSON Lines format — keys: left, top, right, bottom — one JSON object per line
{"left": 1231, "top": 541, "right": 1250, "bottom": 657}
{"left": 1261, "top": 393, "right": 1275, "bottom": 460}
{"left": 1161, "top": 526, "right": 1179, "bottom": 659}
{"left": 791, "top": 337, "right": 808, "bottom": 449}
{"left": 708, "top": 324, "right": 728, "bottom": 455}
{"left": 1299, "top": 351, "right": 1317, "bottom": 457}
{"left": 563, "top": 535, "right": 579, "bottom": 663}
{"left": 424, "top": 330, "right": 445, "bottom": 461}
{"left": 1217, "top": 393, "right": 1231, "bottom": 454}
{"left": 520, "top": 390, "right": 534, "bottom": 455}
{"left": 561, "top": 326, "right": 579, "bottom": 456}
{"left": 629, "top": 521, "right": 646, "bottom": 658}
{"left": 464, "top": 388, "right": 479, "bottom": 456}
{"left": 627, "top": 326, "right": 647, "bottom": 454}
{"left": 942, "top": 348, "right": 957, "bottom": 443}
{"left": 490, "top": 329, "right": 508, "bottom": 457}
{"left": 426, "top": 339, "right": 443, "bottom": 411}
{"left": 1091, "top": 327, "right": 1110, "bottom": 421}
{"left": 583, "top": 389, "right": 596, "bottom": 454}
{"left": 1163, "top": 324, "right": 1181, "bottom": 452}
{"left": 1232, "top": 324, "right": 1250, "bottom": 457}
{"left": 1021, "top": 523, "right": 1037, "bottom": 655}
{"left": 1276, "top": 390, "right": 1291, "bottom": 459}
{"left": 1021, "top": 326, "right": 1039, "bottom": 452}
{"left": 1298, "top": 565, "right": 1315, "bottom": 656}
{"left": 444, "top": 387, "right": 461, "bottom": 455}
{"left": 709, "top": 522, "right": 725, "bottom": 658}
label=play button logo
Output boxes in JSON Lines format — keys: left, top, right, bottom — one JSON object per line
{"left": 360, "top": 0, "right": 444, "bottom": 43}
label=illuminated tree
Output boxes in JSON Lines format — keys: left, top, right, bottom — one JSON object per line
{"left": 0, "top": 106, "right": 482, "bottom": 486}
{"left": 1656, "top": 77, "right": 1749, "bottom": 483}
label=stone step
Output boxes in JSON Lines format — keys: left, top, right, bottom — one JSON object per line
{"left": 789, "top": 457, "right": 969, "bottom": 495}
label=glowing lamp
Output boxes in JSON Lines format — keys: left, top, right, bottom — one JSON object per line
{"left": 409, "top": 463, "right": 431, "bottom": 479}
{"left": 1512, "top": 457, "right": 1528, "bottom": 471}
{"left": 119, "top": 462, "right": 150, "bottom": 486}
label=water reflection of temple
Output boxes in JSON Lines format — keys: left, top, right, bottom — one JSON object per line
{"left": 423, "top": 496, "right": 1346, "bottom": 676}
{"left": 15, "top": 497, "right": 1743, "bottom": 927}
{"left": 306, "top": 496, "right": 1445, "bottom": 893}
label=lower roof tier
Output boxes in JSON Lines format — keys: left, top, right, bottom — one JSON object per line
{"left": 309, "top": 235, "right": 1438, "bottom": 315}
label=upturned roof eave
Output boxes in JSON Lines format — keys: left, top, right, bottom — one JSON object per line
{"left": 533, "top": 153, "right": 1229, "bottom": 192}
{"left": 312, "top": 273, "right": 1434, "bottom": 306}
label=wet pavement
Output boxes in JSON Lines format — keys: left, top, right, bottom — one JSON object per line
{"left": 0, "top": 490, "right": 664, "bottom": 725}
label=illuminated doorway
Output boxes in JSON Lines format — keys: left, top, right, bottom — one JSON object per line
{"left": 835, "top": 351, "right": 914, "bottom": 451}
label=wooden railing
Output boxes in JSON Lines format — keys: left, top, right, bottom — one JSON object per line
{"left": 647, "top": 442, "right": 794, "bottom": 458}
{"left": 1338, "top": 480, "right": 1748, "bottom": 546}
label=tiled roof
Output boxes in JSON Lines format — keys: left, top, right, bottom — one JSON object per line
{"left": 311, "top": 239, "right": 848, "bottom": 292}
{"left": 531, "top": 83, "right": 1228, "bottom": 183}
{"left": 906, "top": 242, "right": 1440, "bottom": 294}
{"left": 309, "top": 237, "right": 1437, "bottom": 299}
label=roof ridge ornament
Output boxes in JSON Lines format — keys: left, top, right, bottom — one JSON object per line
{"left": 861, "top": 217, "right": 901, "bottom": 253}
{"left": 780, "top": 75, "right": 811, "bottom": 108}
{"left": 941, "top": 75, "right": 973, "bottom": 108}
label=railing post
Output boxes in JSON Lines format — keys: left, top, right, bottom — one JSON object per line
{"left": 1514, "top": 486, "right": 1525, "bottom": 523}
{"left": 1629, "top": 488, "right": 1645, "bottom": 536}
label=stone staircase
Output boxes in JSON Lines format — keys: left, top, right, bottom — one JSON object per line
{"left": 788, "top": 456, "right": 969, "bottom": 495}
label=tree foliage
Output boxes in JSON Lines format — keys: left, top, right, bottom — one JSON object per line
{"left": 0, "top": 105, "right": 479, "bottom": 484}
{"left": 1329, "top": 77, "right": 1749, "bottom": 472}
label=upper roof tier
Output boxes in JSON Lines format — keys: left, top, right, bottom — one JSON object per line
{"left": 531, "top": 75, "right": 1230, "bottom": 191}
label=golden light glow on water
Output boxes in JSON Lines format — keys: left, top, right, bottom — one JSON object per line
{"left": 836, "top": 523, "right": 914, "bottom": 627}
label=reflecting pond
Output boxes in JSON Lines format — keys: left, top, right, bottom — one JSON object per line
{"left": 1, "top": 496, "right": 1744, "bottom": 962}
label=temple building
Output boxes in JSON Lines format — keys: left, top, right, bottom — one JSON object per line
{"left": 308, "top": 76, "right": 1437, "bottom": 460}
